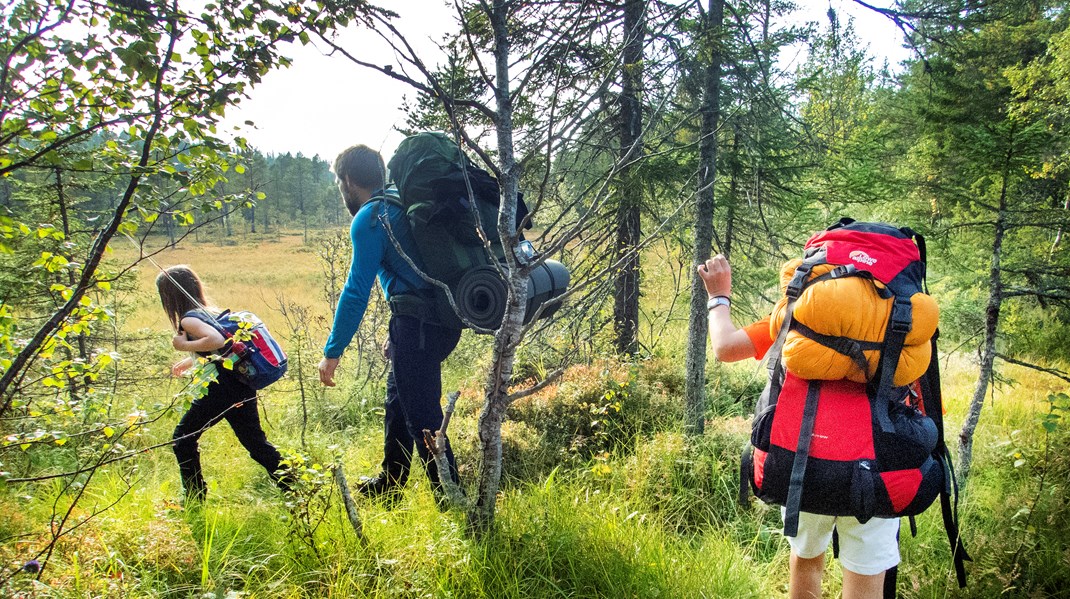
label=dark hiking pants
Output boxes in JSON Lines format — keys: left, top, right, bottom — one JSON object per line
{"left": 379, "top": 314, "right": 461, "bottom": 491}
{"left": 172, "top": 369, "right": 283, "bottom": 499}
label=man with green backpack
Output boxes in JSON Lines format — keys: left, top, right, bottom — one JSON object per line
{"left": 318, "top": 143, "right": 462, "bottom": 503}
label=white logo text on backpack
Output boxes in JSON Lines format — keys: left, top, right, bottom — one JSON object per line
{"left": 850, "top": 250, "right": 878, "bottom": 266}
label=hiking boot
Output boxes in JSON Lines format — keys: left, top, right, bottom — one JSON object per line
{"left": 356, "top": 473, "right": 402, "bottom": 502}
{"left": 180, "top": 486, "right": 206, "bottom": 509}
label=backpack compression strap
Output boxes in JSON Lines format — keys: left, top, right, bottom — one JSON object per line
{"left": 871, "top": 296, "right": 913, "bottom": 434}
{"left": 919, "top": 332, "right": 970, "bottom": 588}
{"left": 792, "top": 321, "right": 877, "bottom": 379}
{"left": 783, "top": 379, "right": 823, "bottom": 537}
{"left": 789, "top": 263, "right": 890, "bottom": 379}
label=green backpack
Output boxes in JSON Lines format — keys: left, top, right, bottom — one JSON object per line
{"left": 384, "top": 132, "right": 567, "bottom": 331}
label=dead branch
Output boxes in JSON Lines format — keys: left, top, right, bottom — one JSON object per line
{"left": 332, "top": 463, "right": 366, "bottom": 544}
{"left": 422, "top": 391, "right": 466, "bottom": 508}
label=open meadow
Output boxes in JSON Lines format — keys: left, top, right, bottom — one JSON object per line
{"left": 2, "top": 233, "right": 1069, "bottom": 598}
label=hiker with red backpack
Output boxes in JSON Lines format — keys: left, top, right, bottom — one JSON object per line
{"left": 701, "top": 253, "right": 898, "bottom": 598}
{"left": 318, "top": 144, "right": 462, "bottom": 503}
{"left": 698, "top": 220, "right": 968, "bottom": 598}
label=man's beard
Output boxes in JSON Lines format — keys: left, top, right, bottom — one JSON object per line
{"left": 343, "top": 191, "right": 361, "bottom": 217}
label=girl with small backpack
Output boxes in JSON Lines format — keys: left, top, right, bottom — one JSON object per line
{"left": 157, "top": 265, "right": 288, "bottom": 502}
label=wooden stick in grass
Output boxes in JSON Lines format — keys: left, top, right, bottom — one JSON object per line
{"left": 333, "top": 463, "right": 366, "bottom": 544}
{"left": 423, "top": 391, "right": 466, "bottom": 508}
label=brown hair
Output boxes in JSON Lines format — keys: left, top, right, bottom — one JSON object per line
{"left": 333, "top": 144, "right": 386, "bottom": 191}
{"left": 156, "top": 265, "right": 213, "bottom": 331}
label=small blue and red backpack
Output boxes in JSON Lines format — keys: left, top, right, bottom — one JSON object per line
{"left": 183, "top": 309, "right": 288, "bottom": 390}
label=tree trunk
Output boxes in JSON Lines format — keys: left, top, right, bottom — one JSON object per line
{"left": 0, "top": 17, "right": 180, "bottom": 412}
{"left": 613, "top": 0, "right": 646, "bottom": 356}
{"left": 54, "top": 168, "right": 87, "bottom": 401}
{"left": 166, "top": 209, "right": 177, "bottom": 248}
{"left": 958, "top": 155, "right": 1012, "bottom": 483}
{"left": 725, "top": 123, "right": 739, "bottom": 256}
{"left": 1049, "top": 185, "right": 1069, "bottom": 259}
{"left": 263, "top": 180, "right": 272, "bottom": 233}
{"left": 469, "top": 0, "right": 523, "bottom": 535}
{"left": 471, "top": 356, "right": 510, "bottom": 532}
{"left": 684, "top": 0, "right": 724, "bottom": 436}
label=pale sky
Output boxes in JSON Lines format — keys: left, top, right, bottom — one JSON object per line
{"left": 223, "top": 1, "right": 911, "bottom": 161}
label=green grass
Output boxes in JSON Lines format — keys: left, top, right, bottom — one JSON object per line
{"left": 2, "top": 234, "right": 1069, "bottom": 598}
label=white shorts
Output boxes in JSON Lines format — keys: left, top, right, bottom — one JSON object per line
{"left": 783, "top": 510, "right": 901, "bottom": 576}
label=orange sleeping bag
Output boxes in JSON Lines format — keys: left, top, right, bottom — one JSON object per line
{"left": 769, "top": 259, "right": 939, "bottom": 386}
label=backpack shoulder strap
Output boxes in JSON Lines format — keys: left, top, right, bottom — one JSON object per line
{"left": 362, "top": 188, "right": 405, "bottom": 215}
{"left": 783, "top": 379, "right": 824, "bottom": 537}
{"left": 181, "top": 308, "right": 232, "bottom": 339}
{"left": 369, "top": 188, "right": 403, "bottom": 206}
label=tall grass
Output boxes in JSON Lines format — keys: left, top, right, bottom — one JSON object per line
{"left": 2, "top": 235, "right": 1069, "bottom": 597}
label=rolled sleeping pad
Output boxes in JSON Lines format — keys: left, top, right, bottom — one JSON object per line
{"left": 454, "top": 259, "right": 570, "bottom": 330}
{"left": 456, "top": 265, "right": 508, "bottom": 329}
{"left": 524, "top": 259, "right": 569, "bottom": 322}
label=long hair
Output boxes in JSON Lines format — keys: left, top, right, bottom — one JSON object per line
{"left": 156, "top": 265, "right": 213, "bottom": 331}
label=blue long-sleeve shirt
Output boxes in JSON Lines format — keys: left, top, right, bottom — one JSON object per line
{"left": 323, "top": 188, "right": 428, "bottom": 358}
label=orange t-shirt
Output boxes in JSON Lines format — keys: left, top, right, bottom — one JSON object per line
{"left": 742, "top": 315, "right": 773, "bottom": 360}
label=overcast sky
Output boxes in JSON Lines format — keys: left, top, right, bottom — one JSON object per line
{"left": 222, "top": 1, "right": 911, "bottom": 162}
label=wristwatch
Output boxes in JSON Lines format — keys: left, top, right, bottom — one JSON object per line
{"left": 706, "top": 295, "right": 731, "bottom": 310}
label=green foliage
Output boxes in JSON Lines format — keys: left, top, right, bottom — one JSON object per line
{"left": 618, "top": 427, "right": 780, "bottom": 542}
{"left": 503, "top": 362, "right": 681, "bottom": 482}
{"left": 3, "top": 1, "right": 1070, "bottom": 596}
{"left": 278, "top": 450, "right": 337, "bottom": 559}
{"left": 903, "top": 387, "right": 1070, "bottom": 597}
{"left": 475, "top": 477, "right": 777, "bottom": 598}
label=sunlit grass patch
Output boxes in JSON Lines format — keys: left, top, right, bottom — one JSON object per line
{"left": 111, "top": 232, "right": 330, "bottom": 332}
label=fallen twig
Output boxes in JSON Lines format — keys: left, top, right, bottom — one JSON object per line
{"left": 333, "top": 463, "right": 366, "bottom": 544}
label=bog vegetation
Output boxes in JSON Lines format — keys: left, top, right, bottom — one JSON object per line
{"left": 3, "top": 0, "right": 1070, "bottom": 597}
{"left": 0, "top": 235, "right": 1068, "bottom": 598}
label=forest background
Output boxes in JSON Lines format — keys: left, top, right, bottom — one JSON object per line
{"left": 2, "top": 0, "right": 1070, "bottom": 597}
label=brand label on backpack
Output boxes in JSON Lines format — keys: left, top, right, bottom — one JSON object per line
{"left": 849, "top": 250, "right": 878, "bottom": 266}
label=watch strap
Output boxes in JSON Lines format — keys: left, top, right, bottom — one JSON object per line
{"left": 707, "top": 295, "right": 731, "bottom": 310}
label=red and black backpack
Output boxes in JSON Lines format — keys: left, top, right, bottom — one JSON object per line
{"left": 739, "top": 219, "right": 969, "bottom": 590}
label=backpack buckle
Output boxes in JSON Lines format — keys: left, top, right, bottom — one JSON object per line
{"left": 889, "top": 298, "right": 913, "bottom": 334}
{"left": 786, "top": 265, "right": 811, "bottom": 299}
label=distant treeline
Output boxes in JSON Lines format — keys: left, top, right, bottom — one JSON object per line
{"left": 0, "top": 137, "right": 342, "bottom": 246}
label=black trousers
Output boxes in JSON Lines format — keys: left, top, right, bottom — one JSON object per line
{"left": 380, "top": 314, "right": 462, "bottom": 489}
{"left": 172, "top": 368, "right": 282, "bottom": 498}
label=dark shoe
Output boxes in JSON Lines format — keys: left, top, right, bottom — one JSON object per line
{"left": 356, "top": 473, "right": 402, "bottom": 501}
{"left": 182, "top": 485, "right": 206, "bottom": 507}
{"left": 181, "top": 474, "right": 206, "bottom": 504}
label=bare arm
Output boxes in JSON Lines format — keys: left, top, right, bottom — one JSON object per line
{"left": 171, "top": 356, "right": 195, "bottom": 376}
{"left": 174, "top": 316, "right": 227, "bottom": 353}
{"left": 697, "top": 254, "right": 757, "bottom": 363}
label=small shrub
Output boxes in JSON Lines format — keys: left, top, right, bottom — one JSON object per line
{"left": 278, "top": 451, "right": 338, "bottom": 559}
{"left": 505, "top": 362, "right": 682, "bottom": 482}
{"left": 619, "top": 421, "right": 779, "bottom": 540}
